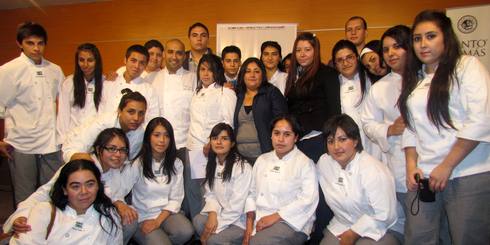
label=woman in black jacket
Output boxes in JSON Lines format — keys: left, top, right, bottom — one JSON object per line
{"left": 234, "top": 57, "right": 287, "bottom": 164}
{"left": 285, "top": 32, "right": 341, "bottom": 245}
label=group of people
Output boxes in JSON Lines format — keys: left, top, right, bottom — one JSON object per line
{"left": 0, "top": 8, "right": 489, "bottom": 245}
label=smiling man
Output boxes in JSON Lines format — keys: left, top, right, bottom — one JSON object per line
{"left": 0, "top": 22, "right": 65, "bottom": 205}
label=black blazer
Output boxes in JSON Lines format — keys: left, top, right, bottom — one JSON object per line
{"left": 234, "top": 84, "right": 288, "bottom": 153}
{"left": 287, "top": 64, "right": 341, "bottom": 135}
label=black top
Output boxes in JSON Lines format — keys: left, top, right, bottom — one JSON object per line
{"left": 234, "top": 83, "right": 288, "bottom": 153}
{"left": 287, "top": 64, "right": 341, "bottom": 136}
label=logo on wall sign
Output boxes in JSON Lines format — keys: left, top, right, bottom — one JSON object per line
{"left": 457, "top": 15, "right": 477, "bottom": 34}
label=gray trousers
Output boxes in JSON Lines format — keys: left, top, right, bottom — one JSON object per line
{"left": 8, "top": 150, "right": 62, "bottom": 205}
{"left": 180, "top": 148, "right": 205, "bottom": 219}
{"left": 123, "top": 213, "right": 194, "bottom": 245}
{"left": 249, "top": 222, "right": 307, "bottom": 245}
{"left": 320, "top": 229, "right": 400, "bottom": 245}
{"left": 404, "top": 171, "right": 490, "bottom": 245}
{"left": 193, "top": 213, "right": 244, "bottom": 245}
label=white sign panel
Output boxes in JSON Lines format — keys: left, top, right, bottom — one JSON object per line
{"left": 216, "top": 23, "right": 297, "bottom": 59}
{"left": 447, "top": 4, "right": 490, "bottom": 69}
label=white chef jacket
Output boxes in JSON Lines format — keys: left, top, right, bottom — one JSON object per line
{"left": 0, "top": 53, "right": 64, "bottom": 154}
{"left": 187, "top": 83, "right": 236, "bottom": 150}
{"left": 11, "top": 202, "right": 121, "bottom": 245}
{"left": 402, "top": 55, "right": 490, "bottom": 179}
{"left": 317, "top": 151, "right": 397, "bottom": 241}
{"left": 152, "top": 67, "right": 196, "bottom": 149}
{"left": 360, "top": 72, "right": 406, "bottom": 193}
{"left": 245, "top": 147, "right": 319, "bottom": 236}
{"left": 268, "top": 70, "right": 287, "bottom": 95}
{"left": 57, "top": 75, "right": 107, "bottom": 144}
{"left": 118, "top": 157, "right": 184, "bottom": 222}
{"left": 339, "top": 73, "right": 382, "bottom": 160}
{"left": 99, "top": 75, "right": 159, "bottom": 123}
{"left": 3, "top": 154, "right": 124, "bottom": 233}
{"left": 116, "top": 66, "right": 160, "bottom": 84}
{"left": 62, "top": 111, "right": 144, "bottom": 162}
{"left": 201, "top": 159, "right": 252, "bottom": 233}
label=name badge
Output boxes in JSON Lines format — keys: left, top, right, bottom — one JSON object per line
{"left": 87, "top": 87, "right": 94, "bottom": 93}
{"left": 336, "top": 177, "right": 344, "bottom": 186}
{"left": 216, "top": 171, "right": 223, "bottom": 179}
{"left": 36, "top": 70, "right": 44, "bottom": 76}
{"left": 73, "top": 221, "right": 84, "bottom": 231}
{"left": 153, "top": 168, "right": 162, "bottom": 176}
{"left": 270, "top": 166, "right": 281, "bottom": 173}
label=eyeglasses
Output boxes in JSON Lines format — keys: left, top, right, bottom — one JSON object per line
{"left": 102, "top": 146, "right": 129, "bottom": 154}
{"left": 335, "top": 54, "right": 356, "bottom": 65}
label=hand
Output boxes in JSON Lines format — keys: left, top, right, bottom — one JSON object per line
{"left": 406, "top": 167, "right": 424, "bottom": 192}
{"left": 203, "top": 143, "right": 211, "bottom": 157}
{"left": 105, "top": 71, "right": 118, "bottom": 81}
{"left": 114, "top": 201, "right": 138, "bottom": 225}
{"left": 140, "top": 219, "right": 160, "bottom": 235}
{"left": 387, "top": 116, "right": 406, "bottom": 137}
{"left": 242, "top": 228, "right": 252, "bottom": 245}
{"left": 12, "top": 217, "right": 31, "bottom": 237}
{"left": 0, "top": 141, "right": 13, "bottom": 159}
{"left": 201, "top": 213, "right": 218, "bottom": 244}
{"left": 256, "top": 213, "right": 281, "bottom": 232}
{"left": 337, "top": 229, "right": 360, "bottom": 245}
{"left": 70, "top": 153, "right": 94, "bottom": 162}
{"left": 429, "top": 163, "right": 454, "bottom": 192}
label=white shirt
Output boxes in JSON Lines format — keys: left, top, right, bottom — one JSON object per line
{"left": 268, "top": 70, "right": 287, "bottom": 95}
{"left": 99, "top": 75, "right": 159, "bottom": 123}
{"left": 3, "top": 155, "right": 124, "bottom": 233}
{"left": 245, "top": 147, "right": 319, "bottom": 236}
{"left": 57, "top": 75, "right": 107, "bottom": 144}
{"left": 11, "top": 202, "right": 121, "bottom": 245}
{"left": 317, "top": 151, "right": 397, "bottom": 241}
{"left": 201, "top": 159, "right": 252, "bottom": 233}
{"left": 402, "top": 55, "right": 490, "bottom": 179}
{"left": 187, "top": 83, "right": 236, "bottom": 150}
{"left": 339, "top": 73, "right": 382, "bottom": 160}
{"left": 62, "top": 111, "right": 144, "bottom": 162}
{"left": 118, "top": 158, "right": 184, "bottom": 222}
{"left": 360, "top": 72, "right": 406, "bottom": 193}
{"left": 152, "top": 67, "right": 196, "bottom": 148}
{"left": 0, "top": 53, "right": 64, "bottom": 153}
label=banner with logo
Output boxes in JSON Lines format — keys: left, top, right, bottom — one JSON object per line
{"left": 447, "top": 4, "right": 490, "bottom": 69}
{"left": 216, "top": 23, "right": 297, "bottom": 59}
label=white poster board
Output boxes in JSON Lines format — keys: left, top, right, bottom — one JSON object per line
{"left": 447, "top": 4, "right": 490, "bottom": 69}
{"left": 216, "top": 23, "right": 297, "bottom": 59}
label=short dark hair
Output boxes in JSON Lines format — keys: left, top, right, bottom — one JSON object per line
{"left": 118, "top": 90, "right": 147, "bottom": 111}
{"left": 260, "top": 41, "right": 282, "bottom": 60}
{"left": 322, "top": 114, "right": 363, "bottom": 153}
{"left": 144, "top": 39, "right": 164, "bottom": 52}
{"left": 271, "top": 114, "right": 302, "bottom": 137}
{"left": 345, "top": 16, "right": 368, "bottom": 30}
{"left": 16, "top": 21, "right": 47, "bottom": 44}
{"left": 236, "top": 57, "right": 269, "bottom": 94}
{"left": 125, "top": 44, "right": 149, "bottom": 62}
{"left": 188, "top": 22, "right": 209, "bottom": 37}
{"left": 221, "top": 45, "right": 242, "bottom": 60}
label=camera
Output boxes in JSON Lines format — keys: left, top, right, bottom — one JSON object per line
{"left": 415, "top": 173, "right": 435, "bottom": 202}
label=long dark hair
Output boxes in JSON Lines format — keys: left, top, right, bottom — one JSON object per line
{"left": 361, "top": 40, "right": 386, "bottom": 82}
{"left": 50, "top": 160, "right": 119, "bottom": 235}
{"left": 285, "top": 32, "right": 322, "bottom": 96}
{"left": 399, "top": 10, "right": 461, "bottom": 130}
{"left": 332, "top": 39, "right": 368, "bottom": 106}
{"left": 204, "top": 123, "right": 247, "bottom": 190}
{"left": 135, "top": 117, "right": 177, "bottom": 183}
{"left": 380, "top": 25, "right": 411, "bottom": 70}
{"left": 196, "top": 54, "right": 226, "bottom": 93}
{"left": 73, "top": 43, "right": 103, "bottom": 111}
{"left": 236, "top": 57, "right": 270, "bottom": 94}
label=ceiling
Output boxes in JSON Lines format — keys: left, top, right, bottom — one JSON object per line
{"left": 0, "top": 0, "right": 109, "bottom": 10}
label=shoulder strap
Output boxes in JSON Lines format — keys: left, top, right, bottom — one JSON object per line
{"left": 45, "top": 203, "right": 56, "bottom": 240}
